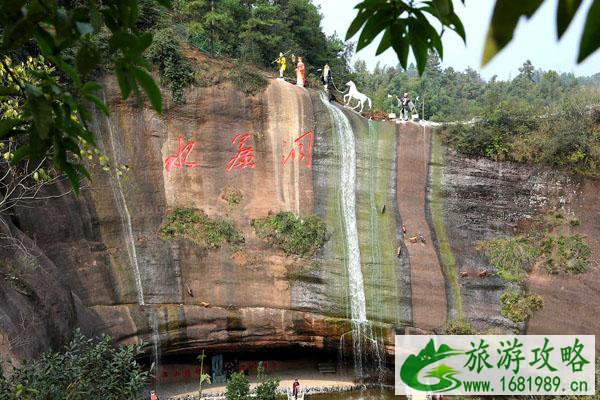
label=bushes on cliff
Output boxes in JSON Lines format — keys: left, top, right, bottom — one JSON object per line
{"left": 147, "top": 28, "right": 195, "bottom": 103}
{"left": 441, "top": 98, "right": 600, "bottom": 177}
{"left": 252, "top": 212, "right": 328, "bottom": 257}
{"left": 478, "top": 236, "right": 540, "bottom": 282}
{"left": 500, "top": 290, "right": 544, "bottom": 323}
{"left": 0, "top": 330, "right": 147, "bottom": 400}
{"left": 159, "top": 209, "right": 244, "bottom": 249}
{"left": 228, "top": 65, "right": 268, "bottom": 96}
{"left": 542, "top": 234, "right": 591, "bottom": 274}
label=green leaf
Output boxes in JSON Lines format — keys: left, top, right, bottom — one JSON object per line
{"left": 84, "top": 93, "right": 109, "bottom": 116}
{"left": 76, "top": 22, "right": 94, "bottom": 36}
{"left": 81, "top": 81, "right": 102, "bottom": 96}
{"left": 76, "top": 43, "right": 101, "bottom": 76}
{"left": 0, "top": 86, "right": 19, "bottom": 96}
{"left": 356, "top": 10, "right": 390, "bottom": 51}
{"left": 482, "top": 0, "right": 544, "bottom": 65}
{"left": 391, "top": 22, "right": 410, "bottom": 69}
{"left": 10, "top": 144, "right": 31, "bottom": 164}
{"left": 557, "top": 0, "right": 583, "bottom": 38}
{"left": 26, "top": 87, "right": 52, "bottom": 139}
{"left": 408, "top": 20, "right": 429, "bottom": 75}
{"left": 135, "top": 32, "right": 153, "bottom": 52}
{"left": 33, "top": 27, "right": 56, "bottom": 55}
{"left": 115, "top": 67, "right": 133, "bottom": 99}
{"left": 132, "top": 67, "right": 162, "bottom": 113}
{"left": 376, "top": 29, "right": 392, "bottom": 55}
{"left": 577, "top": 0, "right": 600, "bottom": 62}
{"left": 0, "top": 118, "right": 23, "bottom": 138}
{"left": 346, "top": 8, "right": 373, "bottom": 40}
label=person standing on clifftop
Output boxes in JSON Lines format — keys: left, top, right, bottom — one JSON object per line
{"left": 292, "top": 378, "right": 300, "bottom": 399}
{"left": 295, "top": 57, "right": 305, "bottom": 87}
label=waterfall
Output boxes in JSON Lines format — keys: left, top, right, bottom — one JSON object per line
{"left": 101, "top": 96, "right": 145, "bottom": 306}
{"left": 319, "top": 93, "right": 373, "bottom": 378}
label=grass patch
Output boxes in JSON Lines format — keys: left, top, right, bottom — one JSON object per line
{"left": 444, "top": 318, "right": 476, "bottom": 335}
{"left": 221, "top": 186, "right": 243, "bottom": 206}
{"left": 228, "top": 65, "right": 267, "bottom": 96}
{"left": 478, "top": 236, "right": 540, "bottom": 282}
{"left": 159, "top": 208, "right": 243, "bottom": 249}
{"left": 251, "top": 212, "right": 328, "bottom": 257}
{"left": 542, "top": 234, "right": 591, "bottom": 274}
{"left": 500, "top": 289, "right": 544, "bottom": 323}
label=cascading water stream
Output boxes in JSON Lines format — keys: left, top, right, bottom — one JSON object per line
{"left": 149, "top": 310, "right": 161, "bottom": 391}
{"left": 319, "top": 93, "right": 376, "bottom": 378}
{"left": 101, "top": 94, "right": 145, "bottom": 306}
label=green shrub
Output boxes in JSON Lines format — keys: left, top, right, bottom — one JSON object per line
{"left": 228, "top": 65, "right": 268, "bottom": 96}
{"left": 480, "top": 236, "right": 540, "bottom": 282}
{"left": 500, "top": 290, "right": 544, "bottom": 323}
{"left": 226, "top": 372, "right": 250, "bottom": 400}
{"left": 444, "top": 319, "right": 476, "bottom": 335}
{"left": 147, "top": 28, "right": 194, "bottom": 103}
{"left": 0, "top": 330, "right": 147, "bottom": 400}
{"left": 256, "top": 362, "right": 280, "bottom": 400}
{"left": 160, "top": 208, "right": 244, "bottom": 249}
{"left": 252, "top": 212, "right": 328, "bottom": 257}
{"left": 542, "top": 234, "right": 591, "bottom": 274}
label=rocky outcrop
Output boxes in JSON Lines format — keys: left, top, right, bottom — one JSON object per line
{"left": 1, "top": 72, "right": 598, "bottom": 367}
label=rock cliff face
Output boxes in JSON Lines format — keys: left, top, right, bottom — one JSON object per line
{"left": 1, "top": 75, "right": 598, "bottom": 366}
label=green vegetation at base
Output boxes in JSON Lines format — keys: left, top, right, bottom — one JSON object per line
{"left": 226, "top": 362, "right": 279, "bottom": 400}
{"left": 160, "top": 208, "right": 244, "bottom": 249}
{"left": 228, "top": 65, "right": 268, "bottom": 96}
{"left": 251, "top": 212, "right": 328, "bottom": 257}
{"left": 0, "top": 330, "right": 147, "bottom": 400}
{"left": 478, "top": 236, "right": 541, "bottom": 283}
{"left": 500, "top": 289, "right": 544, "bottom": 323}
{"left": 542, "top": 234, "right": 591, "bottom": 275}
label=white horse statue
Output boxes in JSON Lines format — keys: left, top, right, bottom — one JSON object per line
{"left": 344, "top": 81, "right": 372, "bottom": 113}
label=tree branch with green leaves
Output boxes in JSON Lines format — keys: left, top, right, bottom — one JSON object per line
{"left": 348, "top": 0, "right": 600, "bottom": 75}
{"left": 0, "top": 0, "right": 170, "bottom": 193}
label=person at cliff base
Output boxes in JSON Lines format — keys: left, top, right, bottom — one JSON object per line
{"left": 292, "top": 378, "right": 300, "bottom": 399}
{"left": 276, "top": 52, "right": 287, "bottom": 79}
{"left": 296, "top": 56, "right": 305, "bottom": 87}
{"left": 150, "top": 390, "right": 159, "bottom": 400}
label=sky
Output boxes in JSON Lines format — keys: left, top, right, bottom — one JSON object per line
{"left": 313, "top": 0, "right": 600, "bottom": 80}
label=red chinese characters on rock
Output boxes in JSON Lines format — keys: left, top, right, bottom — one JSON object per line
{"left": 165, "top": 136, "right": 199, "bottom": 172}
{"left": 282, "top": 130, "right": 313, "bottom": 169}
{"left": 226, "top": 133, "right": 256, "bottom": 171}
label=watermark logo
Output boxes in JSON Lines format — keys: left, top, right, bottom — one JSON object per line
{"left": 395, "top": 335, "right": 595, "bottom": 396}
